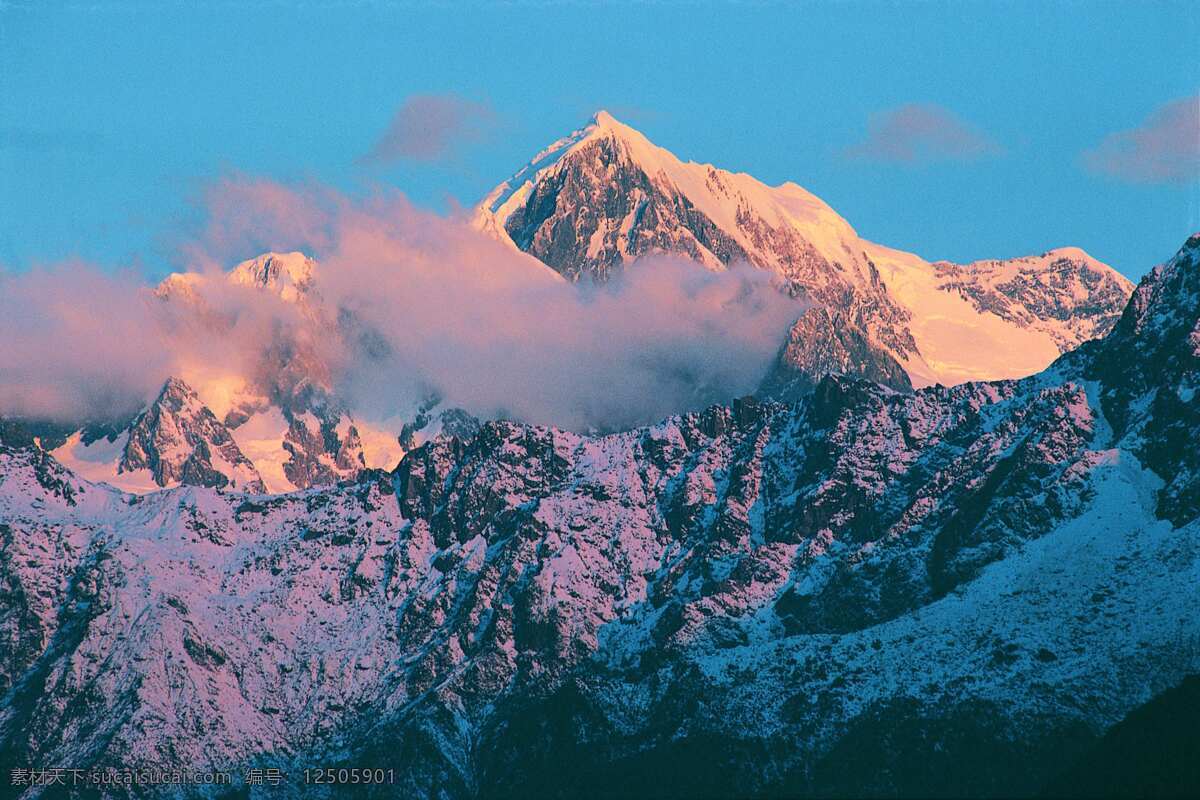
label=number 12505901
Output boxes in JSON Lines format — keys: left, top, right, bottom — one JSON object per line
{"left": 304, "top": 768, "right": 395, "bottom": 785}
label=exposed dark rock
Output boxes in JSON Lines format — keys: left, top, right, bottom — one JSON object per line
{"left": 758, "top": 306, "right": 914, "bottom": 401}
{"left": 0, "top": 236, "right": 1196, "bottom": 798}
{"left": 121, "top": 377, "right": 266, "bottom": 492}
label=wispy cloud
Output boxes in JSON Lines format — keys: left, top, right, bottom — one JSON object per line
{"left": 1, "top": 178, "right": 799, "bottom": 432}
{"left": 0, "top": 263, "right": 170, "bottom": 421}
{"left": 359, "top": 94, "right": 495, "bottom": 165}
{"left": 1083, "top": 96, "right": 1200, "bottom": 185}
{"left": 845, "top": 103, "right": 1001, "bottom": 164}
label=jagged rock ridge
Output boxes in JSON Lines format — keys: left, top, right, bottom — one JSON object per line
{"left": 37, "top": 377, "right": 266, "bottom": 493}
{"left": 0, "top": 235, "right": 1196, "bottom": 798}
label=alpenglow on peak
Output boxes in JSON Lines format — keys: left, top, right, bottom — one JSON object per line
{"left": 474, "top": 112, "right": 1133, "bottom": 388}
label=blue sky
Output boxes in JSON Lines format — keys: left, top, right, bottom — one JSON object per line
{"left": 2, "top": 0, "right": 1197, "bottom": 279}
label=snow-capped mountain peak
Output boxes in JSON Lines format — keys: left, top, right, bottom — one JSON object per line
{"left": 46, "top": 376, "right": 267, "bottom": 493}
{"left": 475, "top": 110, "right": 671, "bottom": 244}
{"left": 931, "top": 246, "right": 1135, "bottom": 352}
{"left": 155, "top": 251, "right": 317, "bottom": 305}
{"left": 226, "top": 251, "right": 316, "bottom": 301}
{"left": 476, "top": 110, "right": 860, "bottom": 280}
{"left": 120, "top": 376, "right": 266, "bottom": 492}
{"left": 476, "top": 112, "right": 1135, "bottom": 389}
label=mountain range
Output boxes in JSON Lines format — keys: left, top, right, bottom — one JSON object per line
{"left": 1, "top": 114, "right": 1196, "bottom": 799}
{"left": 1, "top": 112, "right": 1135, "bottom": 498}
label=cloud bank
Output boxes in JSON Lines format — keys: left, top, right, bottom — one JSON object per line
{"left": 1084, "top": 96, "right": 1200, "bottom": 185}
{"left": 0, "top": 264, "right": 171, "bottom": 421}
{"left": 846, "top": 103, "right": 1001, "bottom": 164}
{"left": 1, "top": 180, "right": 800, "bottom": 433}
{"left": 360, "top": 94, "right": 495, "bottom": 165}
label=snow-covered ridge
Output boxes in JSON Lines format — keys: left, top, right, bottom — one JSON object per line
{"left": 932, "top": 247, "right": 1136, "bottom": 351}
{"left": 155, "top": 251, "right": 316, "bottom": 304}
{"left": 475, "top": 111, "right": 1135, "bottom": 388}
{"left": 49, "top": 376, "right": 266, "bottom": 493}
{"left": 0, "top": 236, "right": 1197, "bottom": 797}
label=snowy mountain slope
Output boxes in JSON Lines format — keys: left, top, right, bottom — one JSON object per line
{"left": 226, "top": 251, "right": 316, "bottom": 302}
{"left": 757, "top": 306, "right": 913, "bottom": 398}
{"left": 476, "top": 112, "right": 1134, "bottom": 389}
{"left": 933, "top": 247, "right": 1135, "bottom": 351}
{"left": 0, "top": 235, "right": 1195, "bottom": 798}
{"left": 485, "top": 456, "right": 1196, "bottom": 798}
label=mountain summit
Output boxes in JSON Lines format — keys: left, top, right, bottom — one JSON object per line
{"left": 477, "top": 112, "right": 1135, "bottom": 388}
{"left": 43, "top": 376, "right": 267, "bottom": 493}
{"left": 476, "top": 109, "right": 860, "bottom": 282}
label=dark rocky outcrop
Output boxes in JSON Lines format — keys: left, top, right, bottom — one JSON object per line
{"left": 0, "top": 236, "right": 1196, "bottom": 798}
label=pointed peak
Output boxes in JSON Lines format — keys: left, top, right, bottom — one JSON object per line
{"left": 582, "top": 109, "right": 651, "bottom": 148}
{"left": 154, "top": 376, "right": 202, "bottom": 408}
{"left": 159, "top": 376, "right": 194, "bottom": 397}
{"left": 1159, "top": 231, "right": 1200, "bottom": 280}
{"left": 244, "top": 250, "right": 307, "bottom": 261}
{"left": 591, "top": 109, "right": 618, "bottom": 127}
{"left": 229, "top": 251, "right": 313, "bottom": 278}
{"left": 479, "top": 111, "right": 668, "bottom": 217}
{"left": 587, "top": 109, "right": 641, "bottom": 136}
{"left": 1113, "top": 233, "right": 1200, "bottom": 334}
{"left": 1043, "top": 246, "right": 1095, "bottom": 261}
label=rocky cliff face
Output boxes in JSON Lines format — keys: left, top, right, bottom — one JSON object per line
{"left": 1084, "top": 232, "right": 1200, "bottom": 524}
{"left": 0, "top": 236, "right": 1196, "bottom": 798}
{"left": 279, "top": 410, "right": 365, "bottom": 489}
{"left": 758, "top": 306, "right": 914, "bottom": 400}
{"left": 120, "top": 377, "right": 266, "bottom": 493}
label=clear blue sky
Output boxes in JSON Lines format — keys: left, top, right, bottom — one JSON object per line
{"left": 2, "top": 1, "right": 1197, "bottom": 279}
